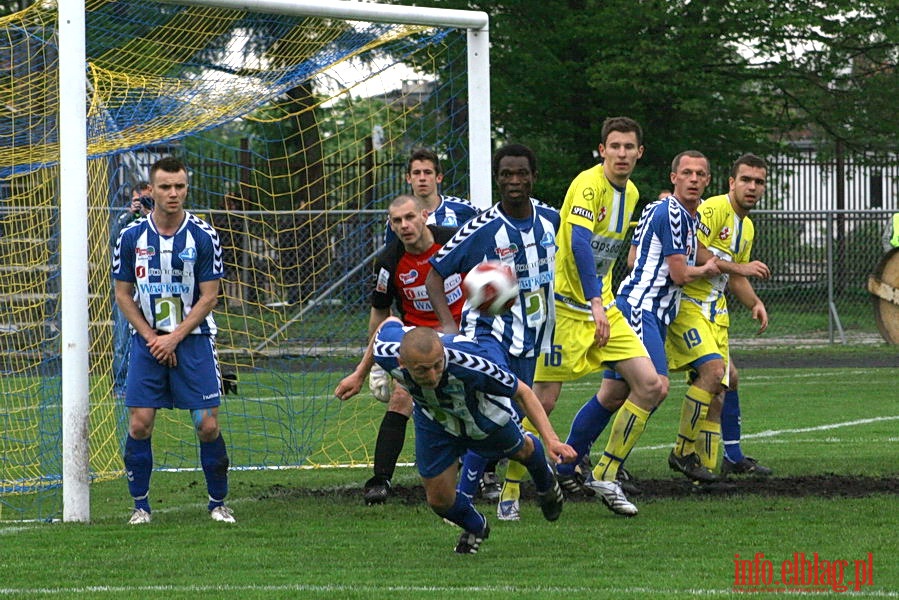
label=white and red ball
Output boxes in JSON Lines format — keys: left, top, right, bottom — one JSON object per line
{"left": 463, "top": 260, "right": 519, "bottom": 315}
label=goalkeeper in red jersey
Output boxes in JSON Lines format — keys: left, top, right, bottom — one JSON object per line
{"left": 350, "top": 194, "right": 466, "bottom": 505}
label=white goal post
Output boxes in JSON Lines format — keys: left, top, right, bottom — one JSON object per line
{"left": 58, "top": 0, "right": 491, "bottom": 522}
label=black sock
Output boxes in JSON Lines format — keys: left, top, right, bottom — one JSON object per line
{"left": 373, "top": 411, "right": 408, "bottom": 481}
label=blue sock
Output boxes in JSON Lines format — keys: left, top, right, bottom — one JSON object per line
{"left": 457, "top": 450, "right": 488, "bottom": 501}
{"left": 201, "top": 434, "right": 230, "bottom": 509}
{"left": 721, "top": 389, "right": 744, "bottom": 463}
{"left": 438, "top": 492, "right": 487, "bottom": 534}
{"left": 124, "top": 435, "right": 152, "bottom": 512}
{"left": 520, "top": 434, "right": 554, "bottom": 493}
{"left": 556, "top": 396, "right": 614, "bottom": 476}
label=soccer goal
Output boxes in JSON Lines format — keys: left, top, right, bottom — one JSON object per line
{"left": 0, "top": 0, "right": 490, "bottom": 521}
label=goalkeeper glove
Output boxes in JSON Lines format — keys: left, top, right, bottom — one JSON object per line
{"left": 368, "top": 364, "right": 391, "bottom": 403}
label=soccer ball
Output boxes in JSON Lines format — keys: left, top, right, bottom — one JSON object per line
{"left": 463, "top": 260, "right": 519, "bottom": 315}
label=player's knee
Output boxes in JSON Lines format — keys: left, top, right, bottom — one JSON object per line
{"left": 534, "top": 382, "right": 561, "bottom": 413}
{"left": 634, "top": 373, "right": 664, "bottom": 406}
{"left": 509, "top": 433, "right": 535, "bottom": 463}
{"left": 657, "top": 377, "right": 670, "bottom": 402}
{"left": 598, "top": 394, "right": 626, "bottom": 412}
{"left": 698, "top": 362, "right": 726, "bottom": 391}
{"left": 387, "top": 388, "right": 413, "bottom": 416}
{"left": 197, "top": 424, "right": 221, "bottom": 442}
{"left": 729, "top": 365, "right": 740, "bottom": 389}
{"left": 128, "top": 419, "right": 153, "bottom": 440}
{"left": 193, "top": 411, "right": 220, "bottom": 441}
{"left": 540, "top": 396, "right": 557, "bottom": 415}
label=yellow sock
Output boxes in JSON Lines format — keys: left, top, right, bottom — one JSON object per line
{"left": 501, "top": 417, "right": 539, "bottom": 501}
{"left": 674, "top": 385, "right": 714, "bottom": 457}
{"left": 593, "top": 399, "right": 650, "bottom": 481}
{"left": 696, "top": 419, "right": 722, "bottom": 471}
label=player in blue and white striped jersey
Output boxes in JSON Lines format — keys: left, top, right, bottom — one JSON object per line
{"left": 425, "top": 143, "right": 560, "bottom": 522}
{"left": 618, "top": 193, "right": 701, "bottom": 328}
{"left": 335, "top": 318, "right": 575, "bottom": 554}
{"left": 604, "top": 151, "right": 721, "bottom": 484}
{"left": 383, "top": 147, "right": 480, "bottom": 244}
{"left": 426, "top": 145, "right": 559, "bottom": 378}
{"left": 112, "top": 156, "right": 234, "bottom": 525}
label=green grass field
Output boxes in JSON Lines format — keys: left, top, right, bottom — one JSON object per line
{"left": 0, "top": 359, "right": 896, "bottom": 599}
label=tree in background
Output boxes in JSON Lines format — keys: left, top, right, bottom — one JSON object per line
{"left": 390, "top": 0, "right": 897, "bottom": 206}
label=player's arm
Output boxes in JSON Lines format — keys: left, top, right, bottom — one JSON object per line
{"left": 667, "top": 253, "right": 720, "bottom": 285}
{"left": 425, "top": 268, "right": 459, "bottom": 334}
{"left": 716, "top": 257, "right": 770, "bottom": 279}
{"left": 114, "top": 279, "right": 176, "bottom": 368}
{"left": 512, "top": 380, "right": 577, "bottom": 464}
{"left": 571, "top": 224, "right": 609, "bottom": 347}
{"left": 115, "top": 279, "right": 155, "bottom": 341}
{"left": 335, "top": 315, "right": 401, "bottom": 400}
{"left": 728, "top": 273, "right": 768, "bottom": 334}
{"left": 626, "top": 244, "right": 637, "bottom": 271}
{"left": 338, "top": 306, "right": 392, "bottom": 398}
{"left": 149, "top": 279, "right": 220, "bottom": 366}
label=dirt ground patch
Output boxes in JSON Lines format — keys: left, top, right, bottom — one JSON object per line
{"left": 260, "top": 474, "right": 899, "bottom": 506}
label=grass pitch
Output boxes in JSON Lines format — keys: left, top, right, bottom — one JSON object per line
{"left": 0, "top": 359, "right": 896, "bottom": 599}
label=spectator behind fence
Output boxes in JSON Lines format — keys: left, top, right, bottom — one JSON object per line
{"left": 111, "top": 180, "right": 152, "bottom": 399}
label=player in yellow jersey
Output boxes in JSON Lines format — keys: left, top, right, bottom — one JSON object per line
{"left": 509, "top": 116, "right": 661, "bottom": 519}
{"left": 666, "top": 153, "right": 773, "bottom": 479}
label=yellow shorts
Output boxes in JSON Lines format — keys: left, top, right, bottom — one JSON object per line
{"left": 535, "top": 304, "right": 649, "bottom": 382}
{"left": 666, "top": 300, "right": 730, "bottom": 385}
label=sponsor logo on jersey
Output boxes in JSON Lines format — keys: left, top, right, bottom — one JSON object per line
{"left": 148, "top": 267, "right": 184, "bottom": 276}
{"left": 376, "top": 268, "right": 390, "bottom": 293}
{"left": 697, "top": 220, "right": 712, "bottom": 236}
{"left": 570, "top": 206, "right": 594, "bottom": 221}
{"left": 445, "top": 286, "right": 464, "bottom": 305}
{"left": 403, "top": 285, "right": 429, "bottom": 300}
{"left": 445, "top": 273, "right": 463, "bottom": 288}
{"left": 495, "top": 243, "right": 519, "bottom": 258}
{"left": 135, "top": 246, "right": 156, "bottom": 259}
{"left": 138, "top": 282, "right": 192, "bottom": 295}
{"left": 179, "top": 247, "right": 197, "bottom": 261}
{"left": 518, "top": 271, "right": 553, "bottom": 291}
{"left": 398, "top": 269, "right": 419, "bottom": 285}
{"left": 591, "top": 237, "right": 625, "bottom": 256}
{"left": 412, "top": 299, "right": 435, "bottom": 312}
{"left": 581, "top": 187, "right": 595, "bottom": 202}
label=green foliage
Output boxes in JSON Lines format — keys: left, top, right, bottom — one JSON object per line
{"left": 389, "top": 0, "right": 897, "bottom": 205}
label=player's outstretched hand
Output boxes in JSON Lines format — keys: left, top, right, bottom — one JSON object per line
{"left": 334, "top": 373, "right": 363, "bottom": 401}
{"left": 546, "top": 440, "right": 578, "bottom": 464}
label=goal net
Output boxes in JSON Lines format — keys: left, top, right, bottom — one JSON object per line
{"left": 0, "top": 0, "right": 482, "bottom": 520}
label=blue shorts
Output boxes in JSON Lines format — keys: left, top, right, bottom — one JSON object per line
{"left": 125, "top": 333, "right": 222, "bottom": 410}
{"left": 604, "top": 298, "right": 669, "bottom": 381}
{"left": 413, "top": 408, "right": 527, "bottom": 479}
